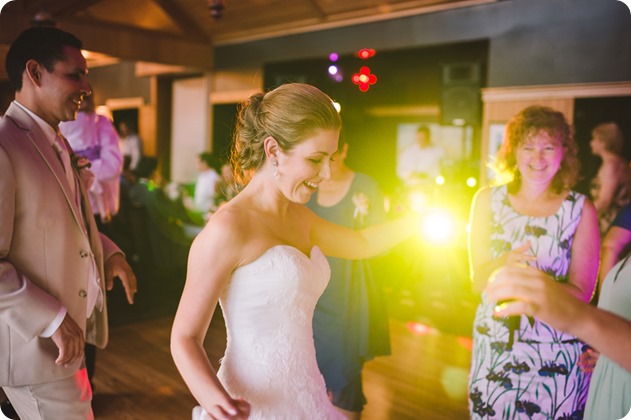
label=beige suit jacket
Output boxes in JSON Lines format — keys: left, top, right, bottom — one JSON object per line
{"left": 0, "top": 102, "right": 118, "bottom": 387}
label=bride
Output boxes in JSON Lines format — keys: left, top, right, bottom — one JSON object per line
{"left": 170, "top": 83, "right": 418, "bottom": 419}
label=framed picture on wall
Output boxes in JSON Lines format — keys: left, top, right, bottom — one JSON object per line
{"left": 488, "top": 123, "right": 506, "bottom": 158}
{"left": 486, "top": 123, "right": 506, "bottom": 182}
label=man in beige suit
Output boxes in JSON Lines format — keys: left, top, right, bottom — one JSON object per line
{"left": 0, "top": 27, "right": 136, "bottom": 419}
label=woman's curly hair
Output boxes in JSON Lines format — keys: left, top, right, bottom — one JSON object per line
{"left": 493, "top": 105, "right": 580, "bottom": 193}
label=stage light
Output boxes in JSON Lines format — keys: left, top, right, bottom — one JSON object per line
{"left": 406, "top": 321, "right": 437, "bottom": 336}
{"left": 419, "top": 208, "right": 457, "bottom": 245}
{"left": 328, "top": 64, "right": 343, "bottom": 82}
{"left": 329, "top": 52, "right": 339, "bottom": 62}
{"left": 435, "top": 175, "right": 445, "bottom": 186}
{"left": 356, "top": 48, "right": 376, "bottom": 59}
{"left": 351, "top": 66, "right": 377, "bottom": 92}
{"left": 408, "top": 191, "right": 430, "bottom": 212}
{"left": 466, "top": 177, "right": 477, "bottom": 188}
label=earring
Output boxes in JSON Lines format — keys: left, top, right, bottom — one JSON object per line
{"left": 272, "top": 160, "right": 278, "bottom": 178}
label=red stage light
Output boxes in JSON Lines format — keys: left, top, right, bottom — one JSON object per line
{"left": 357, "top": 48, "right": 376, "bottom": 59}
{"left": 351, "top": 66, "right": 377, "bottom": 92}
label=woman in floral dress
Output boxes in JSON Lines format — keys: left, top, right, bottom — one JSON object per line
{"left": 468, "top": 106, "right": 600, "bottom": 419}
{"left": 307, "top": 134, "right": 389, "bottom": 419}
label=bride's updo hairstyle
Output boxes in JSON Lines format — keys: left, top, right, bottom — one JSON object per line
{"left": 230, "top": 83, "right": 341, "bottom": 185}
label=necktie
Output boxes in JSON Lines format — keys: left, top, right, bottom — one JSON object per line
{"left": 53, "top": 133, "right": 103, "bottom": 315}
{"left": 52, "top": 133, "right": 77, "bottom": 197}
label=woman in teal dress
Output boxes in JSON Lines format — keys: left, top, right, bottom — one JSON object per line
{"left": 307, "top": 135, "right": 389, "bottom": 418}
{"left": 468, "top": 106, "right": 600, "bottom": 419}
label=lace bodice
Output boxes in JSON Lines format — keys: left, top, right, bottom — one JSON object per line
{"left": 215, "top": 245, "right": 343, "bottom": 419}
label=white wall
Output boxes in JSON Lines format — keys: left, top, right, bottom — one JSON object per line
{"left": 170, "top": 76, "right": 211, "bottom": 184}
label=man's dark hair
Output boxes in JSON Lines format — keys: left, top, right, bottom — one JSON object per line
{"left": 5, "top": 26, "right": 83, "bottom": 92}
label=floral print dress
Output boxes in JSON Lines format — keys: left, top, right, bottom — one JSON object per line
{"left": 469, "top": 185, "right": 593, "bottom": 419}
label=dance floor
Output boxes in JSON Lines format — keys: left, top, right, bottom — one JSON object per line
{"left": 92, "top": 311, "right": 471, "bottom": 419}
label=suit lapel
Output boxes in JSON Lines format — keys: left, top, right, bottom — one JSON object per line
{"left": 5, "top": 105, "right": 87, "bottom": 234}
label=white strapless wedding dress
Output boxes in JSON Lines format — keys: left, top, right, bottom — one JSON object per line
{"left": 193, "top": 245, "right": 344, "bottom": 420}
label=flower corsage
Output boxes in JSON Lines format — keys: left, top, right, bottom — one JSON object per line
{"left": 352, "top": 192, "right": 370, "bottom": 226}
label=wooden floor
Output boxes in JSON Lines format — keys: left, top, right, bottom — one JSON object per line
{"left": 91, "top": 311, "right": 471, "bottom": 420}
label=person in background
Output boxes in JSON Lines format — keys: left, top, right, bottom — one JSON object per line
{"left": 0, "top": 26, "right": 136, "bottom": 419}
{"left": 589, "top": 121, "right": 631, "bottom": 236}
{"left": 180, "top": 152, "right": 222, "bottom": 227}
{"left": 467, "top": 105, "right": 599, "bottom": 419}
{"left": 118, "top": 119, "right": 143, "bottom": 172}
{"left": 170, "top": 83, "right": 421, "bottom": 419}
{"left": 60, "top": 93, "right": 123, "bottom": 226}
{"left": 600, "top": 203, "right": 631, "bottom": 286}
{"left": 216, "top": 160, "right": 239, "bottom": 207}
{"left": 486, "top": 260, "right": 631, "bottom": 420}
{"left": 396, "top": 125, "right": 444, "bottom": 187}
{"left": 307, "top": 133, "right": 389, "bottom": 419}
{"left": 193, "top": 151, "right": 222, "bottom": 215}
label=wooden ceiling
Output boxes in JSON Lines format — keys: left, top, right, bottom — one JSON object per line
{"left": 0, "top": 0, "right": 493, "bottom": 73}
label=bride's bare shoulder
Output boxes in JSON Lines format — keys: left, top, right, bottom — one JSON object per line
{"left": 196, "top": 200, "right": 251, "bottom": 247}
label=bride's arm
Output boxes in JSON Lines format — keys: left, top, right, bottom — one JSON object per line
{"left": 170, "top": 210, "right": 250, "bottom": 419}
{"left": 306, "top": 205, "right": 420, "bottom": 260}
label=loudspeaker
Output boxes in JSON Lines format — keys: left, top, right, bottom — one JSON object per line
{"left": 440, "top": 63, "right": 481, "bottom": 126}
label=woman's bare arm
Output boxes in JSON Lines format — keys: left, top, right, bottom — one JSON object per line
{"left": 170, "top": 211, "right": 250, "bottom": 419}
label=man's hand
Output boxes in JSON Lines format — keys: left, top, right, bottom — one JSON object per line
{"left": 104, "top": 252, "right": 137, "bottom": 304}
{"left": 51, "top": 314, "right": 84, "bottom": 366}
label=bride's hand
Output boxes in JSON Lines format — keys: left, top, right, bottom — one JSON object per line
{"left": 203, "top": 396, "right": 251, "bottom": 419}
{"left": 231, "top": 398, "right": 251, "bottom": 419}
{"left": 233, "top": 398, "right": 251, "bottom": 419}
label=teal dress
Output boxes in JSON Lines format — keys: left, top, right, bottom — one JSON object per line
{"left": 469, "top": 185, "right": 593, "bottom": 419}
{"left": 307, "top": 172, "right": 390, "bottom": 404}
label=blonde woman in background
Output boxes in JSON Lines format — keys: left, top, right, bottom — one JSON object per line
{"left": 589, "top": 121, "right": 631, "bottom": 235}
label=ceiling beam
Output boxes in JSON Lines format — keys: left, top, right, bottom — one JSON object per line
{"left": 0, "top": 9, "right": 213, "bottom": 72}
{"left": 153, "top": 0, "right": 209, "bottom": 43}
{"left": 47, "top": 0, "right": 105, "bottom": 18}
{"left": 304, "top": 0, "right": 328, "bottom": 20}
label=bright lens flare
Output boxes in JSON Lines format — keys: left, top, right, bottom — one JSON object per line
{"left": 420, "top": 209, "right": 456, "bottom": 244}
{"left": 409, "top": 191, "right": 429, "bottom": 212}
